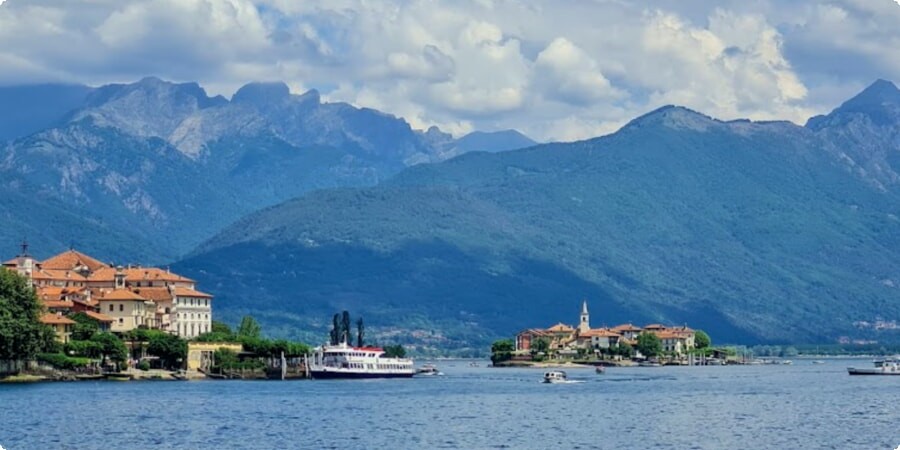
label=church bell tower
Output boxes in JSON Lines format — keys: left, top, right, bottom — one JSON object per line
{"left": 579, "top": 300, "right": 590, "bottom": 334}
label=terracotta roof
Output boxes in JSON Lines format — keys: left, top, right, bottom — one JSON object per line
{"left": 656, "top": 331, "right": 685, "bottom": 340}
{"left": 518, "top": 328, "right": 551, "bottom": 336}
{"left": 39, "top": 313, "right": 76, "bottom": 325}
{"left": 546, "top": 323, "right": 574, "bottom": 333}
{"left": 73, "top": 298, "right": 98, "bottom": 307}
{"left": 83, "top": 310, "right": 114, "bottom": 322}
{"left": 41, "top": 249, "right": 109, "bottom": 271}
{"left": 611, "top": 323, "right": 642, "bottom": 332}
{"left": 86, "top": 267, "right": 116, "bottom": 282}
{"left": 2, "top": 257, "right": 18, "bottom": 266}
{"left": 42, "top": 300, "right": 74, "bottom": 309}
{"left": 123, "top": 267, "right": 194, "bottom": 283}
{"left": 31, "top": 269, "right": 86, "bottom": 281}
{"left": 581, "top": 328, "right": 622, "bottom": 338}
{"left": 643, "top": 324, "right": 667, "bottom": 330}
{"left": 134, "top": 287, "right": 174, "bottom": 302}
{"left": 173, "top": 287, "right": 212, "bottom": 298}
{"left": 98, "top": 289, "right": 147, "bottom": 301}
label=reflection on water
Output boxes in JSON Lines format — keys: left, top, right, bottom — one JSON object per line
{"left": 1, "top": 360, "right": 897, "bottom": 449}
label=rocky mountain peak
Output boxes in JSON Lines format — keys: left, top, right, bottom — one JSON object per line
{"left": 808, "top": 79, "right": 900, "bottom": 129}
{"left": 232, "top": 82, "right": 292, "bottom": 107}
{"left": 622, "top": 105, "right": 718, "bottom": 132}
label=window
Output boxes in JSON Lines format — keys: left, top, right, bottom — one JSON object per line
{"left": 119, "top": 304, "right": 124, "bottom": 312}
{"left": 109, "top": 304, "right": 113, "bottom": 312}
{"left": 118, "top": 318, "right": 123, "bottom": 324}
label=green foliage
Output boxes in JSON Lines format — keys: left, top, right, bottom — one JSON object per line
{"left": 64, "top": 340, "right": 103, "bottom": 359}
{"left": 237, "top": 316, "right": 262, "bottom": 339}
{"left": 695, "top": 330, "right": 711, "bottom": 349}
{"left": 636, "top": 332, "right": 662, "bottom": 358}
{"left": 68, "top": 312, "right": 101, "bottom": 341}
{"left": 490, "top": 339, "right": 514, "bottom": 364}
{"left": 91, "top": 332, "right": 128, "bottom": 363}
{"left": 137, "top": 360, "right": 151, "bottom": 371}
{"left": 614, "top": 341, "right": 634, "bottom": 358}
{"left": 531, "top": 337, "right": 550, "bottom": 356}
{"left": 37, "top": 353, "right": 92, "bottom": 369}
{"left": 212, "top": 348, "right": 264, "bottom": 371}
{"left": 211, "top": 321, "right": 232, "bottom": 335}
{"left": 192, "top": 331, "right": 236, "bottom": 342}
{"left": 383, "top": 344, "right": 406, "bottom": 358}
{"left": 0, "top": 268, "right": 57, "bottom": 360}
{"left": 126, "top": 329, "right": 186, "bottom": 369}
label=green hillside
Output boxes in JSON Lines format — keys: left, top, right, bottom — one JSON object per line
{"left": 177, "top": 104, "right": 900, "bottom": 349}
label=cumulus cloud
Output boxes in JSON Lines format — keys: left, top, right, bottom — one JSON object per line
{"left": 0, "top": 0, "right": 897, "bottom": 141}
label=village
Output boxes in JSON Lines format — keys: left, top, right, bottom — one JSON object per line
{"left": 492, "top": 301, "right": 727, "bottom": 367}
{"left": 0, "top": 242, "right": 304, "bottom": 381}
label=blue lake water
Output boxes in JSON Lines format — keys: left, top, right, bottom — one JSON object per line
{"left": 1, "top": 359, "right": 897, "bottom": 449}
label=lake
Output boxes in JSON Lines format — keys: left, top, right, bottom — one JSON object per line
{"left": 1, "top": 359, "right": 897, "bottom": 449}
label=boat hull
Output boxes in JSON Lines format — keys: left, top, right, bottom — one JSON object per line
{"left": 847, "top": 368, "right": 900, "bottom": 376}
{"left": 310, "top": 370, "right": 415, "bottom": 379}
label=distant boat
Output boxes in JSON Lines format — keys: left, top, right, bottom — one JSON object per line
{"left": 469, "top": 362, "right": 479, "bottom": 367}
{"left": 847, "top": 357, "right": 900, "bottom": 376}
{"left": 638, "top": 361, "right": 661, "bottom": 367}
{"left": 415, "top": 364, "right": 443, "bottom": 376}
{"left": 595, "top": 366, "right": 605, "bottom": 374}
{"left": 543, "top": 371, "right": 568, "bottom": 383}
{"left": 811, "top": 360, "right": 825, "bottom": 365}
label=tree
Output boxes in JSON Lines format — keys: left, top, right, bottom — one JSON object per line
{"left": 694, "top": 330, "right": 711, "bottom": 349}
{"left": 330, "top": 313, "right": 341, "bottom": 345}
{"left": 69, "top": 312, "right": 100, "bottom": 341}
{"left": 0, "top": 268, "right": 56, "bottom": 360}
{"left": 636, "top": 332, "right": 662, "bottom": 358}
{"left": 237, "top": 316, "right": 261, "bottom": 339}
{"left": 341, "top": 311, "right": 351, "bottom": 345}
{"left": 531, "top": 337, "right": 550, "bottom": 357}
{"left": 356, "top": 317, "right": 365, "bottom": 348}
{"left": 211, "top": 321, "right": 232, "bottom": 335}
{"left": 615, "top": 341, "right": 633, "bottom": 358}
{"left": 145, "top": 331, "right": 187, "bottom": 369}
{"left": 383, "top": 344, "right": 406, "bottom": 358}
{"left": 91, "top": 332, "right": 128, "bottom": 366}
{"left": 490, "top": 339, "right": 514, "bottom": 364}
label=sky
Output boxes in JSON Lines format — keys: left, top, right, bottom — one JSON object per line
{"left": 0, "top": 0, "right": 898, "bottom": 141}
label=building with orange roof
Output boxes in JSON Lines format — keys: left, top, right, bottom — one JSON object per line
{"left": 4, "top": 245, "right": 215, "bottom": 339}
{"left": 610, "top": 323, "right": 643, "bottom": 341}
{"left": 39, "top": 313, "right": 76, "bottom": 343}
{"left": 98, "top": 289, "right": 157, "bottom": 333}
{"left": 40, "top": 249, "right": 110, "bottom": 273}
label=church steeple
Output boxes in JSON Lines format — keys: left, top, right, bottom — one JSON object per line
{"left": 579, "top": 300, "right": 590, "bottom": 334}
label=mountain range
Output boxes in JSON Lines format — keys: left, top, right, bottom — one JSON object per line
{"left": 2, "top": 77, "right": 899, "bottom": 351}
{"left": 0, "top": 77, "right": 535, "bottom": 262}
{"left": 174, "top": 80, "right": 900, "bottom": 350}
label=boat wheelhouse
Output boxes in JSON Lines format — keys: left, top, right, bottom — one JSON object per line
{"left": 308, "top": 343, "right": 415, "bottom": 379}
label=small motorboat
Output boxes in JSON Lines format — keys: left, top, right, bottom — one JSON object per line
{"left": 543, "top": 371, "right": 568, "bottom": 383}
{"left": 848, "top": 357, "right": 900, "bottom": 376}
{"left": 416, "top": 364, "right": 442, "bottom": 376}
{"left": 595, "top": 366, "right": 605, "bottom": 374}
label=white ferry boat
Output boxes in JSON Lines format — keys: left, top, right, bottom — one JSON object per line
{"left": 308, "top": 343, "right": 415, "bottom": 379}
{"left": 847, "top": 357, "right": 900, "bottom": 376}
{"left": 543, "top": 371, "right": 568, "bottom": 383}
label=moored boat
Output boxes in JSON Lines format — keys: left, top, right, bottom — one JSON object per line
{"left": 847, "top": 357, "right": 900, "bottom": 376}
{"left": 308, "top": 343, "right": 415, "bottom": 379}
{"left": 543, "top": 371, "right": 568, "bottom": 383}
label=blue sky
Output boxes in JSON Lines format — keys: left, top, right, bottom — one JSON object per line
{"left": 0, "top": 0, "right": 898, "bottom": 141}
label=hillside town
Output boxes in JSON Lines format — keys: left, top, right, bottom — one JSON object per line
{"left": 506, "top": 301, "right": 705, "bottom": 364}
{"left": 3, "top": 242, "right": 213, "bottom": 343}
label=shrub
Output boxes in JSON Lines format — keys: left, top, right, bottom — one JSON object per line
{"left": 137, "top": 360, "right": 151, "bottom": 371}
{"left": 37, "top": 353, "right": 92, "bottom": 370}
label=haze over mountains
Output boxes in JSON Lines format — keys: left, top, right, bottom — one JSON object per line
{"left": 0, "top": 77, "right": 535, "bottom": 262}
{"left": 1, "top": 77, "right": 899, "bottom": 350}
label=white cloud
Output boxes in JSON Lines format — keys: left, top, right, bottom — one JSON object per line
{"left": 0, "top": 0, "right": 896, "bottom": 141}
